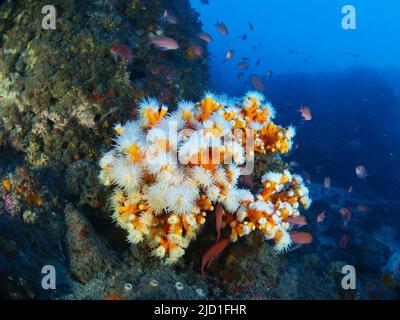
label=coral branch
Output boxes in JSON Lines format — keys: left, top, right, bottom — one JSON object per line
{"left": 99, "top": 91, "right": 311, "bottom": 264}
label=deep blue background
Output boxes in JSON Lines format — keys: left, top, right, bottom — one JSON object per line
{"left": 191, "top": 0, "right": 400, "bottom": 198}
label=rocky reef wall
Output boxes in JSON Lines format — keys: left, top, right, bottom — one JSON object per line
{"left": 0, "top": 0, "right": 211, "bottom": 299}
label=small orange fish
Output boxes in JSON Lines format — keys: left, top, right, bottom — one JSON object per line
{"left": 198, "top": 32, "right": 212, "bottom": 42}
{"left": 191, "top": 44, "right": 204, "bottom": 58}
{"left": 355, "top": 165, "right": 368, "bottom": 181}
{"left": 356, "top": 204, "right": 370, "bottom": 212}
{"left": 338, "top": 234, "right": 350, "bottom": 248}
{"left": 215, "top": 22, "right": 228, "bottom": 35}
{"left": 316, "top": 210, "right": 326, "bottom": 224}
{"left": 323, "top": 177, "right": 331, "bottom": 188}
{"left": 201, "top": 238, "right": 230, "bottom": 276}
{"left": 299, "top": 106, "right": 312, "bottom": 121}
{"left": 340, "top": 207, "right": 352, "bottom": 226}
{"left": 287, "top": 215, "right": 308, "bottom": 226}
{"left": 290, "top": 231, "right": 313, "bottom": 244}
{"left": 148, "top": 36, "right": 179, "bottom": 50}
{"left": 215, "top": 204, "right": 224, "bottom": 241}
{"left": 348, "top": 185, "right": 353, "bottom": 193}
{"left": 110, "top": 42, "right": 134, "bottom": 62}
{"left": 237, "top": 62, "right": 248, "bottom": 69}
{"left": 225, "top": 49, "right": 234, "bottom": 61}
{"left": 250, "top": 75, "right": 264, "bottom": 92}
{"left": 162, "top": 10, "right": 177, "bottom": 24}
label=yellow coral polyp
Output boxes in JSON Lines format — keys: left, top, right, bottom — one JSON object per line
{"left": 99, "top": 92, "right": 310, "bottom": 263}
{"left": 126, "top": 143, "right": 143, "bottom": 162}
{"left": 196, "top": 195, "right": 213, "bottom": 211}
{"left": 115, "top": 126, "right": 123, "bottom": 135}
{"left": 143, "top": 106, "right": 168, "bottom": 127}
{"left": 259, "top": 123, "right": 290, "bottom": 154}
{"left": 223, "top": 109, "right": 237, "bottom": 121}
{"left": 196, "top": 97, "right": 220, "bottom": 121}
{"left": 182, "top": 110, "right": 192, "bottom": 122}
{"left": 188, "top": 148, "right": 224, "bottom": 170}
{"left": 2, "top": 179, "right": 12, "bottom": 191}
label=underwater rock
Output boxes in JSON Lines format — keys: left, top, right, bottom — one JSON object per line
{"left": 0, "top": 0, "right": 209, "bottom": 209}
{"left": 64, "top": 203, "right": 115, "bottom": 284}
{"left": 0, "top": 178, "right": 66, "bottom": 299}
{"left": 219, "top": 235, "right": 285, "bottom": 299}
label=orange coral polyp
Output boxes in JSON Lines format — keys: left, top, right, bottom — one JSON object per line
{"left": 197, "top": 97, "right": 220, "bottom": 121}
{"left": 196, "top": 195, "right": 213, "bottom": 211}
{"left": 126, "top": 144, "right": 143, "bottom": 162}
{"left": 253, "top": 108, "right": 270, "bottom": 123}
{"left": 144, "top": 107, "right": 168, "bottom": 127}
{"left": 119, "top": 202, "right": 147, "bottom": 215}
{"left": 247, "top": 209, "right": 265, "bottom": 223}
{"left": 189, "top": 148, "right": 223, "bottom": 170}
{"left": 100, "top": 92, "right": 310, "bottom": 263}
{"left": 259, "top": 123, "right": 289, "bottom": 154}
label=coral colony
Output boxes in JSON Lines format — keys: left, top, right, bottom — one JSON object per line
{"left": 99, "top": 91, "right": 311, "bottom": 264}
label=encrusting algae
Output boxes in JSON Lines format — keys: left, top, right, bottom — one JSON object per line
{"left": 99, "top": 91, "right": 311, "bottom": 265}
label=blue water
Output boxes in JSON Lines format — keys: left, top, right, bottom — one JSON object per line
{"left": 192, "top": 0, "right": 400, "bottom": 199}
{"left": 192, "top": 0, "right": 400, "bottom": 91}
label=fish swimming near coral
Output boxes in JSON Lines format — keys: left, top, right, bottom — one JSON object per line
{"left": 355, "top": 165, "right": 368, "bottom": 181}
{"left": 110, "top": 42, "right": 134, "bottom": 62}
{"left": 299, "top": 105, "right": 312, "bottom": 121}
{"left": 237, "top": 62, "right": 248, "bottom": 69}
{"left": 316, "top": 210, "right": 326, "bottom": 224}
{"left": 323, "top": 176, "right": 331, "bottom": 188}
{"left": 201, "top": 238, "right": 230, "bottom": 276}
{"left": 198, "top": 32, "right": 213, "bottom": 42}
{"left": 290, "top": 231, "right": 313, "bottom": 244}
{"left": 356, "top": 204, "right": 370, "bottom": 212}
{"left": 161, "top": 9, "right": 177, "bottom": 24}
{"left": 250, "top": 75, "right": 264, "bottom": 92}
{"left": 187, "top": 44, "right": 204, "bottom": 58}
{"left": 148, "top": 36, "right": 179, "bottom": 50}
{"left": 340, "top": 207, "right": 352, "bottom": 226}
{"left": 215, "top": 203, "right": 224, "bottom": 241}
{"left": 224, "top": 49, "right": 234, "bottom": 61}
{"left": 215, "top": 22, "right": 228, "bottom": 35}
{"left": 287, "top": 215, "right": 308, "bottom": 227}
